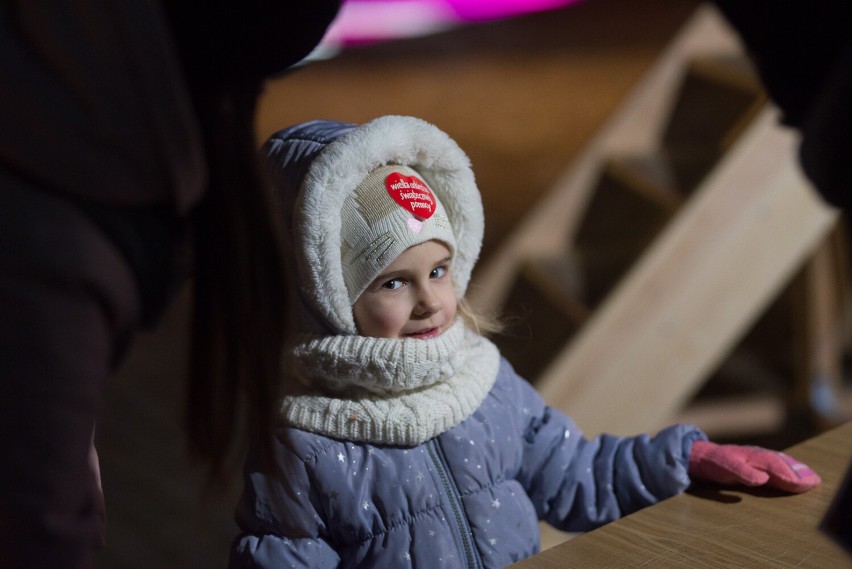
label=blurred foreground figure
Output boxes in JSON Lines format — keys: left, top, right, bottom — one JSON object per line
{"left": 713, "top": 2, "right": 852, "bottom": 213}
{"left": 0, "top": 2, "right": 340, "bottom": 567}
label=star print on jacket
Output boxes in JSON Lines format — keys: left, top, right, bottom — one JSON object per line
{"left": 231, "top": 358, "right": 702, "bottom": 568}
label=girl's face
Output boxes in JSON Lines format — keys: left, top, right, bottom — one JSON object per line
{"left": 353, "top": 240, "right": 457, "bottom": 339}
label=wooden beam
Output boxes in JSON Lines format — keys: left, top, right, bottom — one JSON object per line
{"left": 535, "top": 109, "right": 838, "bottom": 436}
{"left": 469, "top": 5, "right": 745, "bottom": 312}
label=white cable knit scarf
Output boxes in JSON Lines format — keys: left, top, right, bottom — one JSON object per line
{"left": 280, "top": 321, "right": 500, "bottom": 445}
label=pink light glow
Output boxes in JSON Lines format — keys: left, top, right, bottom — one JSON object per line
{"left": 318, "top": 0, "right": 582, "bottom": 49}
{"left": 320, "top": 1, "right": 457, "bottom": 48}
{"left": 446, "top": 0, "right": 580, "bottom": 21}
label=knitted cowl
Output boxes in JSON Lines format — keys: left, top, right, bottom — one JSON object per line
{"left": 263, "top": 116, "right": 500, "bottom": 445}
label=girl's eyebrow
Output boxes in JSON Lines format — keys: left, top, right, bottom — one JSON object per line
{"left": 372, "top": 269, "right": 404, "bottom": 283}
{"left": 371, "top": 266, "right": 410, "bottom": 285}
{"left": 434, "top": 256, "right": 452, "bottom": 266}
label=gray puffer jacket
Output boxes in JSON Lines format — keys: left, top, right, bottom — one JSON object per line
{"left": 230, "top": 357, "right": 705, "bottom": 568}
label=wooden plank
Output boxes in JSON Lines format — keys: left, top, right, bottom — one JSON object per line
{"left": 661, "top": 55, "right": 766, "bottom": 192}
{"left": 573, "top": 155, "right": 682, "bottom": 305}
{"left": 469, "top": 5, "right": 745, "bottom": 312}
{"left": 535, "top": 108, "right": 838, "bottom": 437}
{"left": 493, "top": 258, "right": 589, "bottom": 382}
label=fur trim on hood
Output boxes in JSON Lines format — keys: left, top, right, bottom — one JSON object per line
{"left": 263, "top": 115, "right": 484, "bottom": 335}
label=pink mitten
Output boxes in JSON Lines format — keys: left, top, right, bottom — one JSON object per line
{"left": 689, "top": 441, "right": 821, "bottom": 494}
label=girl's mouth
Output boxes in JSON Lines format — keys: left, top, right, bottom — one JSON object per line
{"left": 405, "top": 327, "right": 440, "bottom": 339}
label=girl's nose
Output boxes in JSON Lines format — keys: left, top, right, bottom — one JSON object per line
{"left": 414, "top": 286, "right": 442, "bottom": 316}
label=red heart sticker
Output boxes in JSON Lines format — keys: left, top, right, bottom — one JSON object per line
{"left": 385, "top": 172, "right": 436, "bottom": 221}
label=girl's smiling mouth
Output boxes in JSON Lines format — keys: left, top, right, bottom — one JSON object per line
{"left": 405, "top": 327, "right": 441, "bottom": 339}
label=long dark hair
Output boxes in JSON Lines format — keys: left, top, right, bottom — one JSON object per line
{"left": 186, "top": 84, "right": 286, "bottom": 480}
{"left": 162, "top": 1, "right": 342, "bottom": 481}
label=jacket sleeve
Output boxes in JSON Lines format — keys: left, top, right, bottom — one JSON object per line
{"left": 504, "top": 361, "right": 707, "bottom": 532}
{"left": 229, "top": 447, "right": 340, "bottom": 568}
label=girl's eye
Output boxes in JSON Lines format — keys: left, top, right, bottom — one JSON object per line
{"left": 381, "top": 278, "right": 404, "bottom": 290}
{"left": 430, "top": 266, "right": 447, "bottom": 279}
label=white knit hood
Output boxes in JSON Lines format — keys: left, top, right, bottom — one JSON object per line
{"left": 262, "top": 116, "right": 498, "bottom": 445}
{"left": 266, "top": 115, "right": 484, "bottom": 335}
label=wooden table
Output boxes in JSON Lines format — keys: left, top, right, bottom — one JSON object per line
{"left": 513, "top": 422, "right": 852, "bottom": 568}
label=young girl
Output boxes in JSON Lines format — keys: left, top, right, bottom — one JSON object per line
{"left": 229, "top": 115, "right": 820, "bottom": 568}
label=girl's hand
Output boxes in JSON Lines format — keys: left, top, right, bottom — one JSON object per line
{"left": 688, "top": 440, "right": 821, "bottom": 493}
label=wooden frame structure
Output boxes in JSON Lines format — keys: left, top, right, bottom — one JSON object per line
{"left": 470, "top": 4, "right": 844, "bottom": 437}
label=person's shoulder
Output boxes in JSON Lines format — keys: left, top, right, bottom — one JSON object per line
{"left": 490, "top": 356, "right": 535, "bottom": 394}
{"left": 478, "top": 355, "right": 542, "bottom": 411}
{"left": 275, "top": 425, "right": 351, "bottom": 464}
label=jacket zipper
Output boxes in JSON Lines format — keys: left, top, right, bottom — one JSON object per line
{"left": 427, "top": 439, "right": 481, "bottom": 569}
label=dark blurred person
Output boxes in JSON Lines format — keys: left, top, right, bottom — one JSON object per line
{"left": 713, "top": 2, "right": 852, "bottom": 213}
{"left": 0, "top": 2, "right": 341, "bottom": 567}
